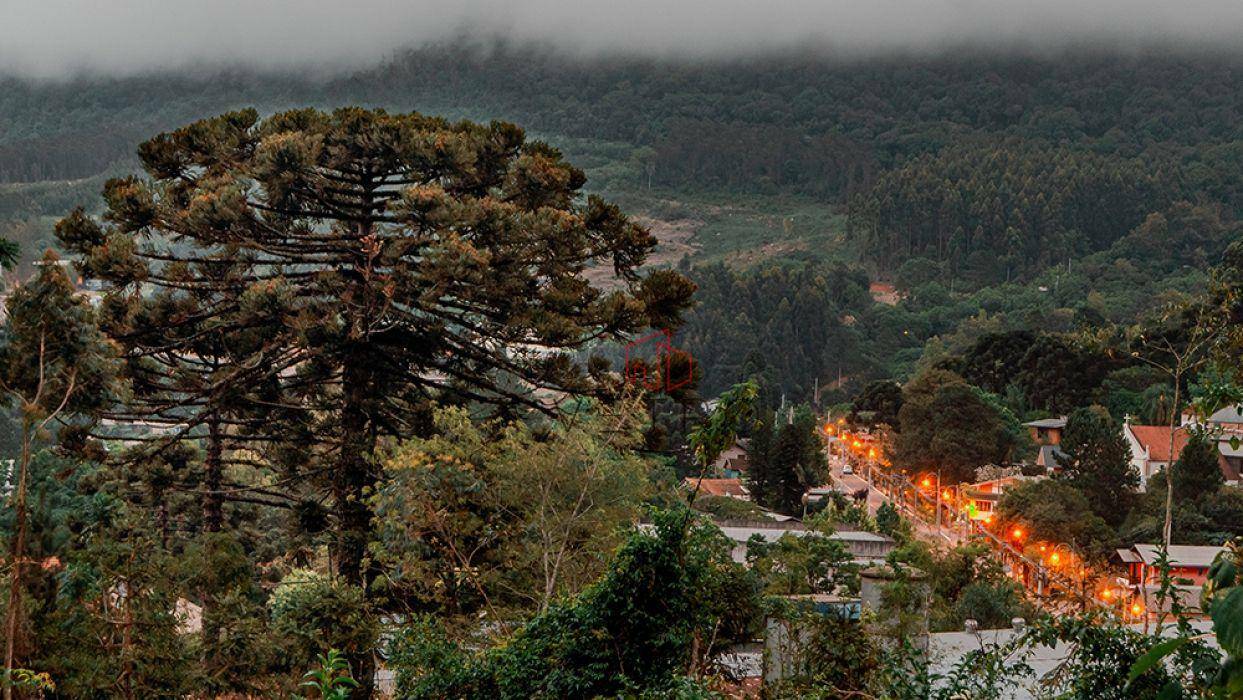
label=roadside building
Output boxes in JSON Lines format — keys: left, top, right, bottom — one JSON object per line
{"left": 711, "top": 439, "right": 751, "bottom": 477}
{"left": 1035, "top": 444, "right": 1067, "bottom": 472}
{"left": 715, "top": 522, "right": 895, "bottom": 564}
{"left": 1113, "top": 543, "right": 1224, "bottom": 618}
{"left": 1024, "top": 417, "right": 1067, "bottom": 446}
{"left": 1114, "top": 543, "right": 1224, "bottom": 589}
{"left": 1123, "top": 422, "right": 1241, "bottom": 490}
{"left": 683, "top": 477, "right": 750, "bottom": 500}
{"left": 961, "top": 474, "right": 1037, "bottom": 521}
{"left": 1183, "top": 406, "right": 1243, "bottom": 434}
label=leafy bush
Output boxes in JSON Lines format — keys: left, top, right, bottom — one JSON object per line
{"left": 269, "top": 570, "right": 376, "bottom": 672}
{"left": 387, "top": 507, "right": 760, "bottom": 699}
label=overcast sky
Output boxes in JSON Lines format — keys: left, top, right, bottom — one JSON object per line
{"left": 4, "top": 0, "right": 1243, "bottom": 78}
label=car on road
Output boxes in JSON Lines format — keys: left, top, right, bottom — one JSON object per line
{"left": 841, "top": 464, "right": 854, "bottom": 475}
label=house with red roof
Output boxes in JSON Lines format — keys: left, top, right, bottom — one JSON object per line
{"left": 1123, "top": 422, "right": 1241, "bottom": 490}
{"left": 684, "top": 477, "right": 750, "bottom": 500}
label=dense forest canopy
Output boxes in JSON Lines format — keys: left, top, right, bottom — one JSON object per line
{"left": 3, "top": 45, "right": 1243, "bottom": 399}
{"left": 4, "top": 47, "right": 1243, "bottom": 185}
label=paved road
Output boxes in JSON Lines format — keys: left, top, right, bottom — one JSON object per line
{"left": 829, "top": 458, "right": 888, "bottom": 517}
{"left": 827, "top": 443, "right": 963, "bottom": 545}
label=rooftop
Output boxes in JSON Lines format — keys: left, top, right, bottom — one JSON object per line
{"left": 1128, "top": 543, "right": 1224, "bottom": 569}
{"left": 685, "top": 478, "right": 748, "bottom": 499}
{"left": 716, "top": 525, "right": 892, "bottom": 545}
{"left": 1023, "top": 417, "right": 1067, "bottom": 429}
{"left": 1126, "top": 424, "right": 1191, "bottom": 462}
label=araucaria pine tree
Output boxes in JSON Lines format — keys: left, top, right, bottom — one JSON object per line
{"left": 57, "top": 107, "right": 694, "bottom": 691}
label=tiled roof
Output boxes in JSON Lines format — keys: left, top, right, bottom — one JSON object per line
{"left": 685, "top": 477, "right": 749, "bottom": 499}
{"left": 1127, "top": 425, "right": 1190, "bottom": 462}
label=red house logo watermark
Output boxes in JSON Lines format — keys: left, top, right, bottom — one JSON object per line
{"left": 624, "top": 329, "right": 695, "bottom": 393}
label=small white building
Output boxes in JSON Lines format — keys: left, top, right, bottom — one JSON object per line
{"left": 715, "top": 523, "right": 895, "bottom": 564}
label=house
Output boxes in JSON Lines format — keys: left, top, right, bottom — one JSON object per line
{"left": 715, "top": 522, "right": 895, "bottom": 564}
{"left": 684, "top": 477, "right": 749, "bottom": 500}
{"left": 1023, "top": 417, "right": 1066, "bottom": 446}
{"left": 711, "top": 439, "right": 751, "bottom": 477}
{"left": 1183, "top": 406, "right": 1243, "bottom": 434}
{"left": 1114, "top": 543, "right": 1225, "bottom": 617}
{"left": 1115, "top": 543, "right": 1224, "bottom": 588}
{"left": 961, "top": 474, "right": 1037, "bottom": 520}
{"left": 1123, "top": 423, "right": 1241, "bottom": 490}
{"left": 1035, "top": 444, "right": 1067, "bottom": 472}
{"left": 868, "top": 281, "right": 902, "bottom": 306}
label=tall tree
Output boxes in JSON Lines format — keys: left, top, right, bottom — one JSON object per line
{"left": 744, "top": 413, "right": 778, "bottom": 509}
{"left": 766, "top": 407, "right": 827, "bottom": 514}
{"left": 1171, "top": 436, "right": 1224, "bottom": 502}
{"left": 58, "top": 108, "right": 692, "bottom": 692}
{"left": 0, "top": 253, "right": 117, "bottom": 695}
{"left": 850, "top": 379, "right": 903, "bottom": 427}
{"left": 894, "top": 369, "right": 1017, "bottom": 484}
{"left": 1057, "top": 406, "right": 1137, "bottom": 527}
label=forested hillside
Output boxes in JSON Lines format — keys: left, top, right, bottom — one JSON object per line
{"left": 3, "top": 45, "right": 1242, "bottom": 399}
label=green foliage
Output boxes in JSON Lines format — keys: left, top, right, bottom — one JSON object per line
{"left": 765, "top": 611, "right": 881, "bottom": 698}
{"left": 1058, "top": 405, "right": 1138, "bottom": 526}
{"left": 956, "top": 330, "right": 1120, "bottom": 414}
{"left": 269, "top": 570, "right": 377, "bottom": 673}
{"left": 687, "top": 380, "right": 757, "bottom": 471}
{"left": 851, "top": 142, "right": 1168, "bottom": 284}
{"left": 679, "top": 262, "right": 872, "bottom": 401}
{"left": 894, "top": 369, "right": 1019, "bottom": 483}
{"left": 59, "top": 107, "right": 693, "bottom": 601}
{"left": 31, "top": 524, "right": 199, "bottom": 698}
{"left": 296, "top": 650, "right": 359, "bottom": 700}
{"left": 851, "top": 379, "right": 903, "bottom": 427}
{"left": 745, "top": 520, "right": 855, "bottom": 596}
{"left": 889, "top": 540, "right": 1034, "bottom": 633}
{"left": 386, "top": 507, "right": 760, "bottom": 699}
{"left": 997, "top": 479, "right": 1116, "bottom": 558}
{"left": 1123, "top": 472, "right": 1243, "bottom": 546}
{"left": 1130, "top": 540, "right": 1243, "bottom": 696}
{"left": 748, "top": 405, "right": 826, "bottom": 514}
{"left": 1172, "top": 435, "right": 1225, "bottom": 502}
{"left": 1026, "top": 615, "right": 1216, "bottom": 700}
{"left": 875, "top": 502, "right": 912, "bottom": 544}
{"left": 371, "top": 402, "right": 650, "bottom": 616}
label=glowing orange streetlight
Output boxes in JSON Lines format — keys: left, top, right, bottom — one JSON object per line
{"left": 1049, "top": 552, "right": 1061, "bottom": 566}
{"left": 1131, "top": 602, "right": 1143, "bottom": 617}
{"left": 867, "top": 447, "right": 877, "bottom": 459}
{"left": 942, "top": 489, "right": 953, "bottom": 501}
{"left": 1011, "top": 527, "right": 1025, "bottom": 541}
{"left": 920, "top": 476, "right": 932, "bottom": 489}
{"left": 1100, "top": 589, "right": 1114, "bottom": 601}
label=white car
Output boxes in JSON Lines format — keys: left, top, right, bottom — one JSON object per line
{"left": 841, "top": 464, "right": 854, "bottom": 475}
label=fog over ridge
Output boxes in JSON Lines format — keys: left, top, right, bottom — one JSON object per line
{"left": 4, "top": 0, "right": 1243, "bottom": 78}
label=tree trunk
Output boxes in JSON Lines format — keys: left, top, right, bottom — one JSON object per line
{"left": 1162, "top": 373, "right": 1182, "bottom": 550}
{"left": 200, "top": 416, "right": 224, "bottom": 664}
{"left": 335, "top": 356, "right": 378, "bottom": 697}
{"left": 3, "top": 427, "right": 32, "bottom": 700}
{"left": 203, "top": 417, "right": 224, "bottom": 533}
